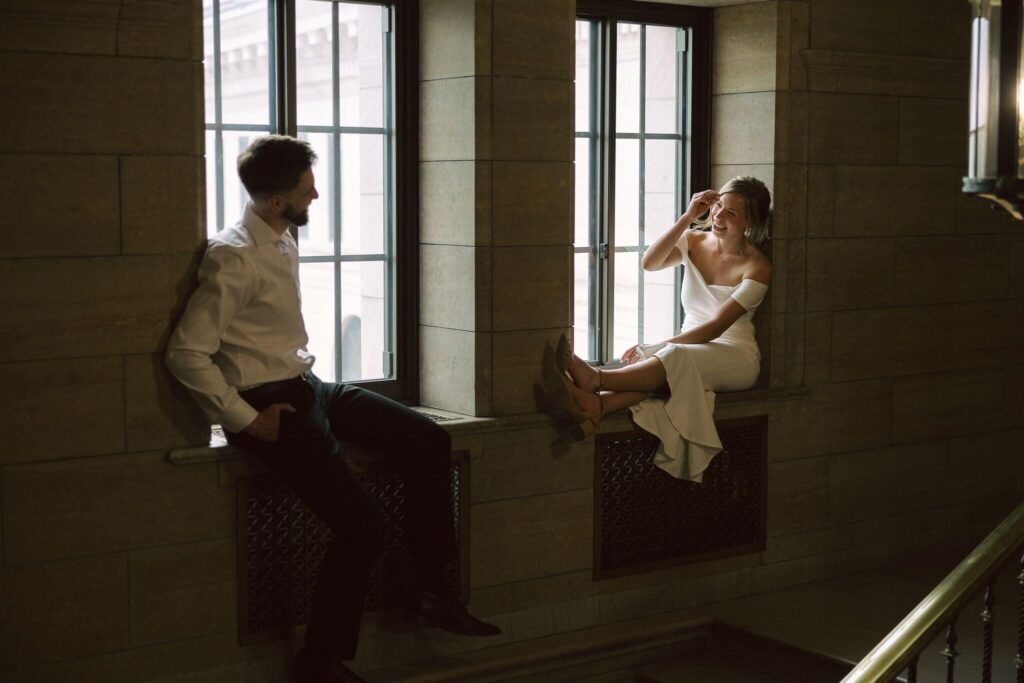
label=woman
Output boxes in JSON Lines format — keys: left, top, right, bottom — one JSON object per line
{"left": 556, "top": 176, "right": 772, "bottom": 482}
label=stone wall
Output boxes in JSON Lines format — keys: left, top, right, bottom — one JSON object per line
{"left": 1, "top": 0, "right": 1022, "bottom": 680}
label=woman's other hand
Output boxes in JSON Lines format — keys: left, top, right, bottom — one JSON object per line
{"left": 621, "top": 344, "right": 642, "bottom": 365}
{"left": 685, "top": 189, "right": 718, "bottom": 220}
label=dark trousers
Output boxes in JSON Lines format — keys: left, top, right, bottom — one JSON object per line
{"left": 226, "top": 373, "right": 457, "bottom": 661}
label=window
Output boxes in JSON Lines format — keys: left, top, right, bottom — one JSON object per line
{"left": 203, "top": 0, "right": 417, "bottom": 400}
{"left": 574, "top": 1, "right": 711, "bottom": 363}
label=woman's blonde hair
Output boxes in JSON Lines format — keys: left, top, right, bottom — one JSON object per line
{"left": 694, "top": 176, "right": 772, "bottom": 245}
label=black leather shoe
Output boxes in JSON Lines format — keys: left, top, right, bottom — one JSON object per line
{"left": 294, "top": 647, "right": 367, "bottom": 683}
{"left": 406, "top": 590, "right": 502, "bottom": 637}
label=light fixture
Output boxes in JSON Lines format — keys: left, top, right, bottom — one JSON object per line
{"left": 963, "top": 0, "right": 1024, "bottom": 218}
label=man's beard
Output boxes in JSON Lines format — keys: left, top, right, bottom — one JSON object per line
{"left": 282, "top": 202, "right": 310, "bottom": 226}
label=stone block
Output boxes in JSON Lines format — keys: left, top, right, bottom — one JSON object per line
{"left": 0, "top": 554, "right": 129, "bottom": 665}
{"left": 468, "top": 569, "right": 595, "bottom": 616}
{"left": 492, "top": 77, "right": 573, "bottom": 162}
{"left": 117, "top": 0, "right": 202, "bottom": 60}
{"left": 806, "top": 164, "right": 834, "bottom": 237}
{"left": 492, "top": 0, "right": 573, "bottom": 80}
{"left": 492, "top": 328, "right": 567, "bottom": 416}
{"left": 766, "top": 457, "right": 829, "bottom": 536}
{"left": 473, "top": 425, "right": 593, "bottom": 503}
{"left": 0, "top": 0, "right": 119, "bottom": 55}
{"left": 420, "top": 244, "right": 490, "bottom": 331}
{"left": 419, "top": 325, "right": 491, "bottom": 415}
{"left": 898, "top": 0, "right": 970, "bottom": 60}
{"left": 804, "top": 311, "right": 831, "bottom": 385}
{"left": 832, "top": 166, "right": 954, "bottom": 237}
{"left": 947, "top": 429, "right": 1024, "bottom": 504}
{"left": 470, "top": 489, "right": 592, "bottom": 587}
{"left": 420, "top": 76, "right": 490, "bottom": 162}
{"left": 0, "top": 255, "right": 189, "bottom": 362}
{"left": 491, "top": 245, "right": 572, "bottom": 331}
{"left": 0, "top": 154, "right": 120, "bottom": 258}
{"left": 899, "top": 97, "right": 968, "bottom": 167}
{"left": 956, "top": 181, "right": 1021, "bottom": 234}
{"left": 711, "top": 92, "right": 776, "bottom": 166}
{"left": 713, "top": 2, "right": 777, "bottom": 95}
{"left": 129, "top": 538, "right": 236, "bottom": 646}
{"left": 893, "top": 369, "right": 1010, "bottom": 444}
{"left": 829, "top": 442, "right": 947, "bottom": 524}
{"left": 804, "top": 50, "right": 968, "bottom": 99}
{"left": 492, "top": 161, "right": 572, "bottom": 246}
{"left": 0, "top": 52, "right": 201, "bottom": 155}
{"left": 809, "top": 0, "right": 898, "bottom": 54}
{"left": 420, "top": 0, "right": 490, "bottom": 81}
{"left": 420, "top": 160, "right": 491, "bottom": 246}
{"left": 778, "top": 0, "right": 810, "bottom": 92}
{"left": 122, "top": 155, "right": 207, "bottom": 255}
{"left": 894, "top": 235, "right": 1008, "bottom": 306}
{"left": 3, "top": 451, "right": 233, "bottom": 563}
{"left": 768, "top": 379, "right": 892, "bottom": 460}
{"left": 807, "top": 94, "right": 898, "bottom": 165}
{"left": 0, "top": 357, "right": 124, "bottom": 465}
{"left": 1012, "top": 234, "right": 1024, "bottom": 298}
{"left": 124, "top": 353, "right": 209, "bottom": 452}
{"left": 806, "top": 238, "right": 895, "bottom": 311}
{"left": 711, "top": 164, "right": 774, "bottom": 194}
{"left": 782, "top": 311, "right": 804, "bottom": 386}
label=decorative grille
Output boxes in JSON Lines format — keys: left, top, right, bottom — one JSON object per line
{"left": 595, "top": 416, "right": 767, "bottom": 579}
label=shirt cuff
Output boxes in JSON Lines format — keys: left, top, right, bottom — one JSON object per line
{"left": 219, "top": 396, "right": 260, "bottom": 434}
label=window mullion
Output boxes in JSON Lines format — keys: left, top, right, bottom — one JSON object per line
{"left": 213, "top": 0, "right": 225, "bottom": 232}
{"left": 637, "top": 24, "right": 646, "bottom": 347}
{"left": 600, "top": 19, "right": 617, "bottom": 366}
{"left": 382, "top": 3, "right": 396, "bottom": 378}
{"left": 331, "top": 1, "right": 343, "bottom": 378}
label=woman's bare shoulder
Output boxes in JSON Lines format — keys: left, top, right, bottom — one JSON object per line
{"left": 744, "top": 244, "right": 772, "bottom": 284}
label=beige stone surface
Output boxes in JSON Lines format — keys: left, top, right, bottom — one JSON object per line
{"left": 0, "top": 0, "right": 120, "bottom": 55}
{"left": 711, "top": 92, "right": 776, "bottom": 166}
{"left": 0, "top": 52, "right": 201, "bottom": 155}
{"left": 1011, "top": 234, "right": 1024, "bottom": 298}
{"left": 492, "top": 161, "right": 572, "bottom": 246}
{"left": 492, "top": 77, "right": 573, "bottom": 162}
{"left": 832, "top": 166, "right": 954, "bottom": 237}
{"left": 766, "top": 457, "right": 829, "bottom": 536}
{"left": 118, "top": 0, "right": 201, "bottom": 60}
{"left": 492, "top": 0, "right": 573, "bottom": 80}
{"left": 809, "top": 0, "right": 897, "bottom": 54}
{"left": 803, "top": 311, "right": 832, "bottom": 385}
{"left": 491, "top": 245, "right": 571, "bottom": 331}
{"left": 808, "top": 93, "right": 898, "bottom": 165}
{"left": 470, "top": 488, "right": 592, "bottom": 587}
{"left": 420, "top": 160, "right": 491, "bottom": 246}
{"left": 0, "top": 554, "right": 129, "bottom": 665}
{"left": 955, "top": 180, "right": 1021, "bottom": 234}
{"left": 806, "top": 164, "right": 834, "bottom": 236}
{"left": 122, "top": 155, "right": 207, "bottom": 255}
{"left": 893, "top": 369, "right": 1011, "bottom": 444}
{"left": 806, "top": 238, "right": 894, "bottom": 311}
{"left": 898, "top": 0, "right": 970, "bottom": 60}
{"left": 894, "top": 235, "right": 1008, "bottom": 306}
{"left": 469, "top": 569, "right": 595, "bottom": 616}
{"left": 420, "top": 0, "right": 489, "bottom": 81}
{"left": 420, "top": 244, "right": 490, "bottom": 331}
{"left": 472, "top": 426, "right": 593, "bottom": 503}
{"left": 0, "top": 255, "right": 187, "bottom": 361}
{"left": 419, "top": 324, "right": 491, "bottom": 415}
{"left": 0, "top": 357, "right": 124, "bottom": 464}
{"left": 899, "top": 97, "right": 968, "bottom": 167}
{"left": 777, "top": 0, "right": 809, "bottom": 93}
{"left": 3, "top": 451, "right": 233, "bottom": 563}
{"left": 129, "top": 538, "right": 236, "bottom": 646}
{"left": 491, "top": 327, "right": 567, "bottom": 416}
{"left": 420, "top": 76, "right": 490, "bottom": 162}
{"left": 710, "top": 164, "right": 774, "bottom": 194}
{"left": 829, "top": 442, "right": 948, "bottom": 524}
{"left": 947, "top": 429, "right": 1024, "bottom": 503}
{"left": 768, "top": 379, "right": 892, "bottom": 460}
{"left": 124, "top": 353, "right": 209, "bottom": 452}
{"left": 805, "top": 49, "right": 968, "bottom": 100}
{"left": 713, "top": 2, "right": 777, "bottom": 95}
{"left": 0, "top": 154, "right": 120, "bottom": 258}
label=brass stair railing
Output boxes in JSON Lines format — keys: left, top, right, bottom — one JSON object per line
{"left": 842, "top": 501, "right": 1024, "bottom": 683}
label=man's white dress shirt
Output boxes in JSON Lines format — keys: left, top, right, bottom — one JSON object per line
{"left": 166, "top": 204, "right": 315, "bottom": 433}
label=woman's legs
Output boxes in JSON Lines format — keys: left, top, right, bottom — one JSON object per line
{"left": 564, "top": 356, "right": 667, "bottom": 420}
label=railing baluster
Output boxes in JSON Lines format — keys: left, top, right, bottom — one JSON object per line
{"left": 982, "top": 584, "right": 994, "bottom": 683}
{"left": 944, "top": 617, "right": 959, "bottom": 683}
{"left": 906, "top": 655, "right": 918, "bottom": 683}
{"left": 1016, "top": 549, "right": 1023, "bottom": 683}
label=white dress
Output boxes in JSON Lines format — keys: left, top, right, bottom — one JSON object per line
{"left": 628, "top": 233, "right": 769, "bottom": 483}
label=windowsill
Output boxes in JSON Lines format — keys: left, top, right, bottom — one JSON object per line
{"left": 168, "top": 386, "right": 805, "bottom": 466}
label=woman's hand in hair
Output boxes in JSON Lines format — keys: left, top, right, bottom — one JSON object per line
{"left": 684, "top": 189, "right": 718, "bottom": 221}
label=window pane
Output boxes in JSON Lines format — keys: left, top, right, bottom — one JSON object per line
{"left": 615, "top": 23, "right": 641, "bottom": 134}
{"left": 297, "top": 131, "right": 334, "bottom": 256}
{"left": 615, "top": 138, "right": 639, "bottom": 247}
{"left": 341, "top": 261, "right": 387, "bottom": 381}
{"left": 203, "top": 0, "right": 216, "bottom": 120}
{"left": 574, "top": 252, "right": 594, "bottom": 362}
{"left": 341, "top": 133, "right": 385, "bottom": 255}
{"left": 205, "top": 130, "right": 218, "bottom": 237}
{"left": 643, "top": 266, "right": 677, "bottom": 344}
{"left": 296, "top": 0, "right": 335, "bottom": 127}
{"left": 574, "top": 137, "right": 593, "bottom": 246}
{"left": 645, "top": 25, "right": 680, "bottom": 134}
{"left": 613, "top": 250, "right": 639, "bottom": 358}
{"left": 218, "top": 0, "right": 271, "bottom": 125}
{"left": 220, "top": 129, "right": 269, "bottom": 231}
{"left": 300, "top": 262, "right": 337, "bottom": 382}
{"left": 575, "top": 20, "right": 594, "bottom": 133}
{"left": 643, "top": 139, "right": 679, "bottom": 246}
{"left": 338, "top": 3, "right": 385, "bottom": 129}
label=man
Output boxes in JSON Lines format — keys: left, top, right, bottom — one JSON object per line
{"left": 167, "top": 135, "right": 499, "bottom": 683}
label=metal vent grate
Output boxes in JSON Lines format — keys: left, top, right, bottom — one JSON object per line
{"left": 595, "top": 416, "right": 767, "bottom": 579}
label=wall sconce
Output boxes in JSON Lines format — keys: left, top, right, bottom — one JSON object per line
{"left": 964, "top": 0, "right": 1024, "bottom": 218}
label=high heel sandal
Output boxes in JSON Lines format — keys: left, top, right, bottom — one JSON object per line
{"left": 556, "top": 333, "right": 606, "bottom": 393}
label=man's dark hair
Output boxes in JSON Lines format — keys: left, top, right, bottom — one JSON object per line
{"left": 237, "top": 135, "right": 318, "bottom": 199}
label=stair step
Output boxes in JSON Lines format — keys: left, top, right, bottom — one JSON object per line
{"left": 636, "top": 652, "right": 795, "bottom": 683}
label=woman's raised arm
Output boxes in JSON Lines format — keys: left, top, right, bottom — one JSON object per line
{"left": 641, "top": 189, "right": 718, "bottom": 271}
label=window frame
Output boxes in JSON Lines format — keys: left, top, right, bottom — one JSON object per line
{"left": 575, "top": 0, "right": 712, "bottom": 365}
{"left": 204, "top": 0, "right": 419, "bottom": 402}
